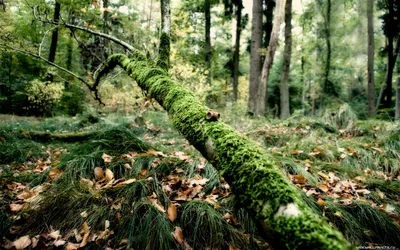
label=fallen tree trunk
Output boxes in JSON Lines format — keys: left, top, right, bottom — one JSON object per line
{"left": 95, "top": 54, "right": 352, "bottom": 249}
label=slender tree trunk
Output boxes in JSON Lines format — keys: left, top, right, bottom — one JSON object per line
{"left": 103, "top": 0, "right": 110, "bottom": 59}
{"left": 396, "top": 53, "right": 400, "bottom": 120}
{"left": 205, "top": 0, "right": 212, "bottom": 85}
{"left": 0, "top": 0, "right": 6, "bottom": 11}
{"left": 232, "top": 2, "right": 242, "bottom": 102}
{"left": 323, "top": 0, "right": 332, "bottom": 98}
{"left": 367, "top": 0, "right": 375, "bottom": 116}
{"left": 96, "top": 53, "right": 352, "bottom": 249}
{"left": 279, "top": 0, "right": 292, "bottom": 119}
{"left": 256, "top": 0, "right": 285, "bottom": 116}
{"left": 263, "top": 0, "right": 275, "bottom": 48}
{"left": 248, "top": 0, "right": 263, "bottom": 115}
{"left": 159, "top": 0, "right": 171, "bottom": 70}
{"left": 376, "top": 39, "right": 400, "bottom": 110}
{"left": 48, "top": 0, "right": 61, "bottom": 63}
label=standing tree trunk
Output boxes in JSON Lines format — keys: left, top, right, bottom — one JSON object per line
{"left": 367, "top": 0, "right": 375, "bottom": 117}
{"left": 263, "top": 0, "right": 275, "bottom": 48}
{"left": 205, "top": 0, "right": 212, "bottom": 85}
{"left": 248, "top": 0, "right": 263, "bottom": 115}
{"left": 279, "top": 0, "right": 292, "bottom": 119}
{"left": 396, "top": 53, "right": 400, "bottom": 120}
{"left": 48, "top": 0, "right": 61, "bottom": 64}
{"left": 381, "top": 0, "right": 395, "bottom": 109}
{"left": 322, "top": 0, "right": 333, "bottom": 98}
{"left": 103, "top": 0, "right": 110, "bottom": 59}
{"left": 256, "top": 0, "right": 285, "bottom": 116}
{"left": 159, "top": 0, "right": 171, "bottom": 70}
{"left": 232, "top": 2, "right": 243, "bottom": 102}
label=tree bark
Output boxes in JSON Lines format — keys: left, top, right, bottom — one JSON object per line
{"left": 205, "top": 0, "right": 212, "bottom": 85}
{"left": 367, "top": 0, "right": 375, "bottom": 117}
{"left": 103, "top": 0, "right": 110, "bottom": 59}
{"left": 248, "top": 0, "right": 263, "bottom": 115}
{"left": 279, "top": 0, "right": 292, "bottom": 119}
{"left": 48, "top": 0, "right": 61, "bottom": 64}
{"left": 159, "top": 0, "right": 170, "bottom": 70}
{"left": 382, "top": 0, "right": 395, "bottom": 109}
{"left": 232, "top": 2, "right": 242, "bottom": 102}
{"left": 376, "top": 39, "right": 400, "bottom": 110}
{"left": 95, "top": 53, "right": 352, "bottom": 250}
{"left": 256, "top": 0, "right": 285, "bottom": 116}
{"left": 396, "top": 53, "right": 400, "bottom": 121}
{"left": 323, "top": 0, "right": 333, "bottom": 98}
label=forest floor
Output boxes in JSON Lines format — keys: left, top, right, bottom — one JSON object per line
{"left": 0, "top": 110, "right": 399, "bottom": 249}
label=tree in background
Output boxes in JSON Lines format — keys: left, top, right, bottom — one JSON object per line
{"left": 248, "top": 0, "right": 263, "bottom": 115}
{"left": 376, "top": 0, "right": 400, "bottom": 110}
{"left": 256, "top": 0, "right": 285, "bottom": 116}
{"left": 367, "top": 0, "right": 376, "bottom": 116}
{"left": 279, "top": 0, "right": 292, "bottom": 119}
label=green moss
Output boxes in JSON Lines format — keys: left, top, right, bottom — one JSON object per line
{"left": 94, "top": 54, "right": 353, "bottom": 249}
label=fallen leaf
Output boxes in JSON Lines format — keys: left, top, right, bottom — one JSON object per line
{"left": 102, "top": 153, "right": 113, "bottom": 163}
{"left": 318, "top": 172, "right": 330, "bottom": 182}
{"left": 376, "top": 189, "right": 385, "bottom": 199}
{"left": 172, "top": 227, "right": 184, "bottom": 244}
{"left": 10, "top": 203, "right": 24, "bottom": 212}
{"left": 66, "top": 243, "right": 80, "bottom": 250}
{"left": 223, "top": 213, "right": 239, "bottom": 225}
{"left": 31, "top": 235, "right": 40, "bottom": 248}
{"left": 316, "top": 198, "right": 325, "bottom": 206}
{"left": 112, "top": 178, "right": 136, "bottom": 188}
{"left": 340, "top": 199, "right": 353, "bottom": 205}
{"left": 49, "top": 168, "right": 62, "bottom": 180}
{"left": 53, "top": 239, "right": 66, "bottom": 247}
{"left": 356, "top": 189, "right": 371, "bottom": 195}
{"left": 318, "top": 184, "right": 329, "bottom": 193}
{"left": 105, "top": 168, "right": 114, "bottom": 182}
{"left": 140, "top": 169, "right": 149, "bottom": 176}
{"left": 290, "top": 150, "right": 304, "bottom": 155}
{"left": 16, "top": 191, "right": 36, "bottom": 201}
{"left": 80, "top": 211, "right": 88, "bottom": 218}
{"left": 150, "top": 198, "right": 166, "bottom": 213}
{"left": 293, "top": 174, "right": 306, "bottom": 184}
{"left": 48, "top": 230, "right": 60, "bottom": 239}
{"left": 371, "top": 147, "right": 383, "bottom": 154}
{"left": 124, "top": 163, "right": 131, "bottom": 169}
{"left": 334, "top": 211, "right": 342, "bottom": 218}
{"left": 168, "top": 203, "right": 178, "bottom": 222}
{"left": 94, "top": 167, "right": 105, "bottom": 180}
{"left": 13, "top": 236, "right": 31, "bottom": 250}
{"left": 229, "top": 245, "right": 240, "bottom": 250}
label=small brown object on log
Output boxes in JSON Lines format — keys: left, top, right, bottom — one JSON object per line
{"left": 206, "top": 110, "right": 220, "bottom": 121}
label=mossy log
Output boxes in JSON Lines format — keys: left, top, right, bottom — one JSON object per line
{"left": 26, "top": 131, "right": 98, "bottom": 142}
{"left": 96, "top": 54, "right": 353, "bottom": 250}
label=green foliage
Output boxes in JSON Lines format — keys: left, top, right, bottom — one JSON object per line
{"left": 24, "top": 79, "right": 64, "bottom": 116}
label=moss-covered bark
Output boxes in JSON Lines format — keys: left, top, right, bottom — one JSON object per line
{"left": 96, "top": 54, "right": 353, "bottom": 249}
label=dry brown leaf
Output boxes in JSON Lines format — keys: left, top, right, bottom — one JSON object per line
{"left": 13, "top": 235, "right": 31, "bottom": 250}
{"left": 31, "top": 235, "right": 40, "bottom": 248}
{"left": 102, "top": 153, "right": 113, "bottom": 163}
{"left": 94, "top": 167, "right": 105, "bottom": 181}
{"left": 112, "top": 178, "right": 136, "bottom": 188}
{"left": 80, "top": 232, "right": 90, "bottom": 248}
{"left": 293, "top": 174, "right": 306, "bottom": 184}
{"left": 318, "top": 184, "right": 329, "bottom": 193}
{"left": 105, "top": 169, "right": 114, "bottom": 182}
{"left": 334, "top": 211, "right": 342, "bottom": 217}
{"left": 53, "top": 239, "right": 66, "bottom": 247}
{"left": 316, "top": 198, "right": 325, "bottom": 206}
{"left": 140, "top": 169, "right": 149, "bottom": 176}
{"left": 229, "top": 245, "right": 240, "bottom": 250}
{"left": 66, "top": 243, "right": 80, "bottom": 250}
{"left": 376, "top": 189, "right": 385, "bottom": 199}
{"left": 10, "top": 203, "right": 24, "bottom": 212}
{"left": 354, "top": 176, "right": 366, "bottom": 183}
{"left": 48, "top": 230, "right": 60, "bottom": 239}
{"left": 123, "top": 163, "right": 131, "bottom": 169}
{"left": 341, "top": 199, "right": 353, "bottom": 205}
{"left": 223, "top": 213, "right": 239, "bottom": 225}
{"left": 16, "top": 191, "right": 36, "bottom": 201}
{"left": 49, "top": 168, "right": 62, "bottom": 180}
{"left": 174, "top": 151, "right": 190, "bottom": 162}
{"left": 371, "top": 147, "right": 383, "bottom": 154}
{"left": 168, "top": 203, "right": 178, "bottom": 222}
{"left": 290, "top": 150, "right": 304, "bottom": 155}
{"left": 149, "top": 198, "right": 165, "bottom": 212}
{"left": 80, "top": 178, "right": 94, "bottom": 189}
{"left": 356, "top": 189, "right": 371, "bottom": 195}
{"left": 318, "top": 172, "right": 330, "bottom": 182}
{"left": 172, "top": 227, "right": 184, "bottom": 244}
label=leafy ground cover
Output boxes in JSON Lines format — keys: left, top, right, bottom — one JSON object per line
{"left": 0, "top": 110, "right": 399, "bottom": 249}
